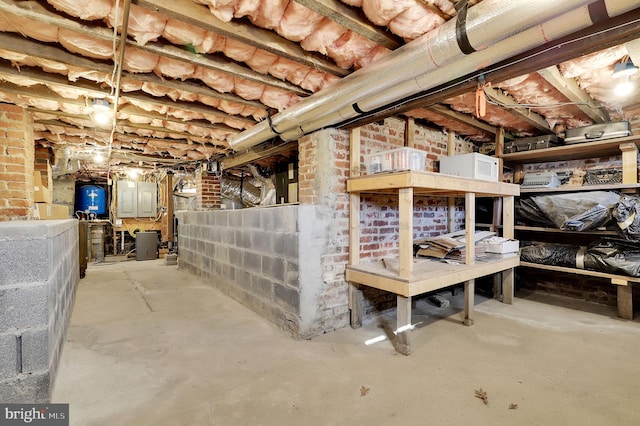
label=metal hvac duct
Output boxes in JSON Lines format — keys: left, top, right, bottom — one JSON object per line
{"left": 220, "top": 176, "right": 261, "bottom": 207}
{"left": 229, "top": 0, "right": 637, "bottom": 150}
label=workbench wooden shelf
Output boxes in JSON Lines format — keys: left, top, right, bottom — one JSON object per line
{"left": 519, "top": 262, "right": 639, "bottom": 319}
{"left": 347, "top": 253, "right": 519, "bottom": 298}
{"left": 347, "top": 168, "right": 520, "bottom": 355}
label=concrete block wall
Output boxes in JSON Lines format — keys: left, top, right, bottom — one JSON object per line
{"left": 177, "top": 207, "right": 304, "bottom": 335}
{"left": 0, "top": 219, "right": 79, "bottom": 402}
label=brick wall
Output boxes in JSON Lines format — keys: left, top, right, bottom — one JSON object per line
{"left": 0, "top": 104, "right": 34, "bottom": 221}
{"left": 196, "top": 170, "right": 221, "bottom": 210}
{"left": 299, "top": 119, "right": 475, "bottom": 325}
{"left": 0, "top": 219, "right": 79, "bottom": 402}
{"left": 34, "top": 146, "right": 53, "bottom": 189}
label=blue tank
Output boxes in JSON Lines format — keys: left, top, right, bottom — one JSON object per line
{"left": 78, "top": 185, "right": 107, "bottom": 215}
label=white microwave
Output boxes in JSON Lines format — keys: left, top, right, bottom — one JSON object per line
{"left": 439, "top": 153, "right": 499, "bottom": 182}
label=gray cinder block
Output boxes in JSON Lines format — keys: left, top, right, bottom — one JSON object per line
{"left": 0, "top": 284, "right": 48, "bottom": 333}
{"left": 274, "top": 284, "right": 300, "bottom": 313}
{"left": 20, "top": 327, "right": 49, "bottom": 374}
{"left": 0, "top": 371, "right": 50, "bottom": 403}
{"left": 0, "top": 240, "right": 49, "bottom": 285}
{"left": 0, "top": 333, "right": 18, "bottom": 381}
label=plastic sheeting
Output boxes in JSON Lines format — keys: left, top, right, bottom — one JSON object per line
{"left": 612, "top": 195, "right": 640, "bottom": 239}
{"left": 516, "top": 191, "right": 621, "bottom": 230}
{"left": 521, "top": 238, "right": 640, "bottom": 277}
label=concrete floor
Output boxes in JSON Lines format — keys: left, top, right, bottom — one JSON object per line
{"left": 53, "top": 259, "right": 640, "bottom": 426}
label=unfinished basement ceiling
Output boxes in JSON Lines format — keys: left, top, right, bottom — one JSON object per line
{"left": 0, "top": 0, "right": 639, "bottom": 178}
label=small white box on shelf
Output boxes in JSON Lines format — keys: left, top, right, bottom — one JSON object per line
{"left": 483, "top": 237, "right": 519, "bottom": 254}
{"left": 440, "top": 153, "right": 499, "bottom": 181}
{"left": 365, "top": 147, "right": 426, "bottom": 174}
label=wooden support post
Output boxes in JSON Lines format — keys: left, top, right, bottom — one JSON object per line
{"left": 495, "top": 128, "right": 505, "bottom": 182}
{"left": 502, "top": 195, "right": 516, "bottom": 303}
{"left": 501, "top": 267, "right": 515, "bottom": 305}
{"left": 513, "top": 164, "right": 524, "bottom": 184}
{"left": 447, "top": 132, "right": 456, "bottom": 232}
{"left": 166, "top": 171, "right": 174, "bottom": 244}
{"left": 396, "top": 295, "right": 412, "bottom": 355}
{"left": 464, "top": 279, "right": 475, "bottom": 326}
{"left": 398, "top": 187, "right": 414, "bottom": 279}
{"left": 405, "top": 117, "right": 415, "bottom": 148}
{"left": 493, "top": 273, "right": 502, "bottom": 300}
{"left": 491, "top": 198, "right": 503, "bottom": 233}
{"left": 614, "top": 279, "right": 633, "bottom": 320}
{"left": 619, "top": 143, "right": 638, "bottom": 184}
{"left": 503, "top": 196, "right": 515, "bottom": 239}
{"left": 465, "top": 192, "right": 476, "bottom": 265}
{"left": 349, "top": 127, "right": 364, "bottom": 328}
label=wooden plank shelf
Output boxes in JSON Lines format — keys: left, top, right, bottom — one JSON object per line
{"left": 519, "top": 261, "right": 638, "bottom": 319}
{"left": 500, "top": 135, "right": 640, "bottom": 164}
{"left": 520, "top": 261, "right": 640, "bottom": 283}
{"left": 347, "top": 170, "right": 520, "bottom": 197}
{"left": 346, "top": 254, "right": 519, "bottom": 298}
{"left": 514, "top": 226, "right": 620, "bottom": 236}
{"left": 520, "top": 183, "right": 640, "bottom": 194}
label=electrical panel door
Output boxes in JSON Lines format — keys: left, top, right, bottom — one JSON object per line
{"left": 137, "top": 182, "right": 157, "bottom": 218}
{"left": 117, "top": 180, "right": 138, "bottom": 217}
{"left": 116, "top": 181, "right": 158, "bottom": 218}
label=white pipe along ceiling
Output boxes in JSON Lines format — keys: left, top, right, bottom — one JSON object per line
{"left": 229, "top": 0, "right": 635, "bottom": 151}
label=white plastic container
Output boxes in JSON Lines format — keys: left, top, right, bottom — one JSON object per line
{"left": 365, "top": 147, "right": 426, "bottom": 174}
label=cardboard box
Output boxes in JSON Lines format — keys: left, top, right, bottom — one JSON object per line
{"left": 483, "top": 237, "right": 519, "bottom": 254}
{"left": 33, "top": 171, "right": 52, "bottom": 203}
{"left": 34, "top": 203, "right": 69, "bottom": 220}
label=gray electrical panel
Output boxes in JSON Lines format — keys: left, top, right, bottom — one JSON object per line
{"left": 117, "top": 180, "right": 157, "bottom": 218}
{"left": 137, "top": 182, "right": 158, "bottom": 217}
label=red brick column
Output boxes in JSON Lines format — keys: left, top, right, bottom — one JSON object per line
{"left": 34, "top": 145, "right": 53, "bottom": 190}
{"left": 196, "top": 169, "right": 221, "bottom": 210}
{"left": 0, "top": 104, "right": 34, "bottom": 221}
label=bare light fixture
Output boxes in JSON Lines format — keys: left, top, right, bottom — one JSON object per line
{"left": 91, "top": 98, "right": 113, "bottom": 127}
{"left": 613, "top": 58, "right": 638, "bottom": 97}
{"left": 127, "top": 168, "right": 140, "bottom": 179}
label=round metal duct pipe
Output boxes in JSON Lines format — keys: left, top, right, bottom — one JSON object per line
{"left": 230, "top": 0, "right": 631, "bottom": 150}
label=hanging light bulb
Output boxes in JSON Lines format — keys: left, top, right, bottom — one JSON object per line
{"left": 91, "top": 98, "right": 113, "bottom": 127}
{"left": 93, "top": 152, "right": 104, "bottom": 163}
{"left": 612, "top": 58, "right": 638, "bottom": 98}
{"left": 614, "top": 76, "right": 635, "bottom": 97}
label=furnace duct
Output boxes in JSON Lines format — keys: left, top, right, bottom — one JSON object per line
{"left": 229, "top": 0, "right": 638, "bottom": 150}
{"left": 220, "top": 175, "right": 261, "bottom": 207}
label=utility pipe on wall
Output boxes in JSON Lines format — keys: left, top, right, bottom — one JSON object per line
{"left": 229, "top": 0, "right": 637, "bottom": 151}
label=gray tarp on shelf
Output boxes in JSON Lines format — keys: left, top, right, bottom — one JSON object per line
{"left": 521, "top": 238, "right": 640, "bottom": 277}
{"left": 612, "top": 195, "right": 640, "bottom": 239}
{"left": 516, "top": 191, "right": 621, "bottom": 230}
